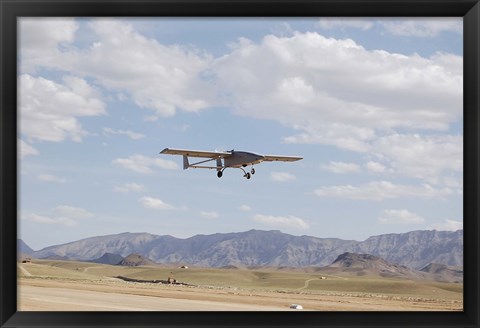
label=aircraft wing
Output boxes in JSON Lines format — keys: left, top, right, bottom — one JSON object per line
{"left": 160, "top": 148, "right": 232, "bottom": 158}
{"left": 263, "top": 155, "right": 303, "bottom": 162}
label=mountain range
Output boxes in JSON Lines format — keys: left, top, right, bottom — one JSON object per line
{"left": 18, "top": 239, "right": 34, "bottom": 255}
{"left": 20, "top": 229, "right": 463, "bottom": 270}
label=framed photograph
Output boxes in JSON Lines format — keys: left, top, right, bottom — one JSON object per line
{"left": 1, "top": 0, "right": 478, "bottom": 327}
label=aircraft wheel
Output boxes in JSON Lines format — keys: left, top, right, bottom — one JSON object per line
{"left": 217, "top": 171, "right": 223, "bottom": 178}
{"left": 251, "top": 168, "right": 255, "bottom": 175}
{"left": 245, "top": 172, "right": 251, "bottom": 179}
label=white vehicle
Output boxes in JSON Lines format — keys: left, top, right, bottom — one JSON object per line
{"left": 290, "top": 304, "right": 303, "bottom": 310}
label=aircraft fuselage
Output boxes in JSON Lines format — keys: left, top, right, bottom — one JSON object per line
{"left": 224, "top": 151, "right": 264, "bottom": 168}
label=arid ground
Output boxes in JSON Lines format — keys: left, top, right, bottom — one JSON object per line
{"left": 17, "top": 260, "right": 463, "bottom": 311}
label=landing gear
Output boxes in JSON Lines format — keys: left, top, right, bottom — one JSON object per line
{"left": 218, "top": 166, "right": 255, "bottom": 179}
{"left": 239, "top": 167, "right": 252, "bottom": 179}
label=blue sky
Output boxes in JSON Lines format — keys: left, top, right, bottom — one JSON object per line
{"left": 18, "top": 17, "right": 463, "bottom": 250}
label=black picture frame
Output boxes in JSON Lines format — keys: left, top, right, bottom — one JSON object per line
{"left": 1, "top": 0, "right": 479, "bottom": 327}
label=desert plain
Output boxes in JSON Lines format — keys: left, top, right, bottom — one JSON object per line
{"left": 17, "top": 259, "right": 463, "bottom": 311}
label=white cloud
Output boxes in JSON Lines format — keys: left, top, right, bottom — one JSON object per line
{"left": 18, "top": 139, "right": 39, "bottom": 159}
{"left": 25, "top": 213, "right": 76, "bottom": 227}
{"left": 284, "top": 124, "right": 375, "bottom": 152}
{"left": 317, "top": 18, "right": 374, "bottom": 31}
{"left": 365, "top": 161, "right": 388, "bottom": 174}
{"left": 19, "top": 74, "right": 106, "bottom": 142}
{"left": 315, "top": 18, "right": 462, "bottom": 38}
{"left": 139, "top": 196, "right": 175, "bottom": 210}
{"left": 252, "top": 214, "right": 309, "bottom": 230}
{"left": 53, "top": 205, "right": 93, "bottom": 219}
{"left": 113, "top": 154, "right": 179, "bottom": 173}
{"left": 239, "top": 205, "right": 252, "bottom": 211}
{"left": 213, "top": 32, "right": 462, "bottom": 187}
{"left": 103, "top": 128, "right": 145, "bottom": 140}
{"left": 113, "top": 182, "right": 146, "bottom": 193}
{"left": 19, "top": 17, "right": 79, "bottom": 73}
{"left": 21, "top": 19, "right": 213, "bottom": 119}
{"left": 314, "top": 181, "right": 453, "bottom": 201}
{"left": 19, "top": 22, "right": 462, "bottom": 132}
{"left": 270, "top": 172, "right": 296, "bottom": 182}
{"left": 214, "top": 32, "right": 462, "bottom": 150}
{"left": 18, "top": 20, "right": 462, "bottom": 191}
{"left": 308, "top": 133, "right": 462, "bottom": 188}
{"left": 372, "top": 134, "right": 462, "bottom": 185}
{"left": 380, "top": 18, "right": 462, "bottom": 37}
{"left": 38, "top": 174, "right": 67, "bottom": 183}
{"left": 429, "top": 219, "right": 463, "bottom": 231}
{"left": 24, "top": 205, "right": 92, "bottom": 227}
{"left": 321, "top": 161, "right": 360, "bottom": 174}
{"left": 378, "top": 209, "right": 425, "bottom": 224}
{"left": 200, "top": 211, "right": 220, "bottom": 219}
{"left": 25, "top": 213, "right": 56, "bottom": 225}
{"left": 19, "top": 21, "right": 462, "bottom": 140}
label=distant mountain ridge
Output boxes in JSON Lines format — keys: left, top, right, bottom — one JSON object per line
{"left": 24, "top": 229, "right": 463, "bottom": 270}
{"left": 17, "top": 239, "right": 34, "bottom": 255}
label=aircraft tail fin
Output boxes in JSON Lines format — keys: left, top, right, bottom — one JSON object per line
{"left": 183, "top": 155, "right": 190, "bottom": 170}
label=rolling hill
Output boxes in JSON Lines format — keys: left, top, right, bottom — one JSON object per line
{"left": 419, "top": 263, "right": 463, "bottom": 283}
{"left": 322, "top": 252, "right": 426, "bottom": 279}
{"left": 117, "top": 253, "right": 157, "bottom": 267}
{"left": 90, "top": 252, "right": 124, "bottom": 265}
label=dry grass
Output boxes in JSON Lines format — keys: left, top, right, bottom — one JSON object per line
{"left": 17, "top": 259, "right": 463, "bottom": 311}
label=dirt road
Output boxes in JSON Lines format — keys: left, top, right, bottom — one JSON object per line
{"left": 17, "top": 264, "right": 32, "bottom": 277}
{"left": 18, "top": 283, "right": 288, "bottom": 311}
{"left": 18, "top": 278, "right": 462, "bottom": 311}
